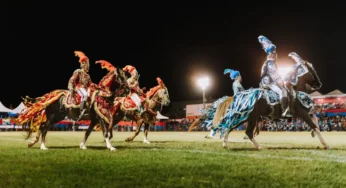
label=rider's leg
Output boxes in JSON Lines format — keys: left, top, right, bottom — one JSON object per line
{"left": 270, "top": 84, "right": 290, "bottom": 117}
{"left": 268, "top": 84, "right": 286, "bottom": 119}
{"left": 77, "top": 88, "right": 88, "bottom": 120}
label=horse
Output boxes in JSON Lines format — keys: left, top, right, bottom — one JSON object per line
{"left": 219, "top": 58, "right": 328, "bottom": 149}
{"left": 80, "top": 77, "right": 170, "bottom": 147}
{"left": 18, "top": 62, "right": 128, "bottom": 151}
{"left": 189, "top": 57, "right": 328, "bottom": 150}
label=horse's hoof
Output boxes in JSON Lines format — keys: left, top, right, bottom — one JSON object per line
{"left": 40, "top": 147, "right": 48, "bottom": 150}
{"left": 256, "top": 146, "right": 262, "bottom": 150}
{"left": 143, "top": 140, "right": 150, "bottom": 144}
{"left": 325, "top": 145, "right": 332, "bottom": 150}
{"left": 28, "top": 143, "right": 35, "bottom": 148}
{"left": 311, "top": 131, "right": 316, "bottom": 138}
{"left": 205, "top": 136, "right": 213, "bottom": 139}
{"left": 109, "top": 147, "right": 116, "bottom": 151}
{"left": 125, "top": 138, "right": 132, "bottom": 142}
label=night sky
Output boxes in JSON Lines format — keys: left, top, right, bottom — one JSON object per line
{"left": 2, "top": 5, "right": 346, "bottom": 108}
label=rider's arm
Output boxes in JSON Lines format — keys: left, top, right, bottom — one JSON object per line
{"left": 68, "top": 69, "right": 80, "bottom": 91}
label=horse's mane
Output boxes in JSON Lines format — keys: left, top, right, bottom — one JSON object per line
{"left": 146, "top": 85, "right": 161, "bottom": 99}
{"left": 305, "top": 61, "right": 322, "bottom": 90}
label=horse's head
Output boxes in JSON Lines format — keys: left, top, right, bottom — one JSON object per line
{"left": 95, "top": 60, "right": 129, "bottom": 97}
{"left": 286, "top": 52, "right": 322, "bottom": 93}
{"left": 146, "top": 77, "right": 170, "bottom": 106}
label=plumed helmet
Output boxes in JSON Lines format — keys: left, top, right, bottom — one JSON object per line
{"left": 258, "top": 35, "right": 276, "bottom": 54}
{"left": 74, "top": 51, "right": 89, "bottom": 65}
{"left": 224, "top": 69, "right": 240, "bottom": 80}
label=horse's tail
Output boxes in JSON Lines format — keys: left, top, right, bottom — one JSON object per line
{"left": 212, "top": 97, "right": 234, "bottom": 127}
{"left": 187, "top": 117, "right": 205, "bottom": 132}
{"left": 18, "top": 90, "right": 66, "bottom": 139}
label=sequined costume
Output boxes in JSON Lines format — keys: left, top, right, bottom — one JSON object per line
{"left": 68, "top": 51, "right": 94, "bottom": 119}
{"left": 258, "top": 35, "right": 290, "bottom": 118}
{"left": 122, "top": 65, "right": 146, "bottom": 110}
{"left": 224, "top": 68, "right": 244, "bottom": 95}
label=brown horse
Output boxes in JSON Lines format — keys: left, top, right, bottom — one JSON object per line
{"left": 80, "top": 77, "right": 170, "bottom": 147}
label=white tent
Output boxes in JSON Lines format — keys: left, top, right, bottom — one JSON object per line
{"left": 12, "top": 102, "right": 27, "bottom": 114}
{"left": 0, "top": 102, "right": 15, "bottom": 113}
{"left": 325, "top": 89, "right": 344, "bottom": 96}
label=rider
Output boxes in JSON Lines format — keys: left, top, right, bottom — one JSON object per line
{"left": 122, "top": 65, "right": 146, "bottom": 110}
{"left": 68, "top": 51, "right": 94, "bottom": 120}
{"left": 224, "top": 68, "right": 244, "bottom": 95}
{"left": 258, "top": 35, "right": 291, "bottom": 119}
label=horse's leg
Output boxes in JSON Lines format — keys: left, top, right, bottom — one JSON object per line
{"left": 301, "top": 113, "right": 330, "bottom": 149}
{"left": 125, "top": 119, "right": 144, "bottom": 142}
{"left": 222, "top": 130, "right": 231, "bottom": 148}
{"left": 109, "top": 115, "right": 123, "bottom": 140}
{"left": 80, "top": 120, "right": 97, "bottom": 150}
{"left": 40, "top": 122, "right": 50, "bottom": 150}
{"left": 311, "top": 114, "right": 317, "bottom": 138}
{"left": 246, "top": 119, "right": 262, "bottom": 150}
{"left": 143, "top": 123, "right": 150, "bottom": 144}
{"left": 100, "top": 119, "right": 115, "bottom": 151}
{"left": 28, "top": 129, "right": 41, "bottom": 148}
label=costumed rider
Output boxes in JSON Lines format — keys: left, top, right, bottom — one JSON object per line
{"left": 258, "top": 35, "right": 291, "bottom": 119}
{"left": 122, "top": 65, "right": 146, "bottom": 110}
{"left": 224, "top": 68, "right": 244, "bottom": 95}
{"left": 206, "top": 69, "right": 245, "bottom": 139}
{"left": 68, "top": 51, "right": 95, "bottom": 120}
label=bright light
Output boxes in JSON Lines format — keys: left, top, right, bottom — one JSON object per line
{"left": 277, "top": 67, "right": 292, "bottom": 78}
{"left": 197, "top": 77, "right": 209, "bottom": 90}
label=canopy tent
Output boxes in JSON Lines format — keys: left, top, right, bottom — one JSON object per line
{"left": 12, "top": 102, "right": 27, "bottom": 113}
{"left": 325, "top": 89, "right": 344, "bottom": 96}
{"left": 0, "top": 102, "right": 15, "bottom": 113}
{"left": 309, "top": 91, "right": 323, "bottom": 97}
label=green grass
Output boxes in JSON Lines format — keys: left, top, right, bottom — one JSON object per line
{"left": 1, "top": 131, "right": 346, "bottom": 187}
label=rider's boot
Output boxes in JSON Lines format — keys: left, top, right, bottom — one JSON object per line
{"left": 258, "top": 35, "right": 276, "bottom": 54}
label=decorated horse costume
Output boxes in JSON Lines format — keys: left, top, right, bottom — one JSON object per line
{"left": 189, "top": 52, "right": 329, "bottom": 150}
{"left": 80, "top": 77, "right": 170, "bottom": 147}
{"left": 17, "top": 58, "right": 127, "bottom": 151}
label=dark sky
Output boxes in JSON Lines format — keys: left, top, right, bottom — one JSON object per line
{"left": 2, "top": 5, "right": 346, "bottom": 107}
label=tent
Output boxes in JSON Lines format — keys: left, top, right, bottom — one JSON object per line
{"left": 309, "top": 91, "right": 323, "bottom": 97}
{"left": 12, "top": 102, "right": 27, "bottom": 113}
{"left": 325, "top": 89, "right": 344, "bottom": 96}
{"left": 0, "top": 102, "right": 15, "bottom": 113}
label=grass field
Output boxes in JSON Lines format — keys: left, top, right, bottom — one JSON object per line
{"left": 1, "top": 131, "right": 346, "bottom": 187}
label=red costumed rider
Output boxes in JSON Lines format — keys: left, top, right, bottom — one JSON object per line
{"left": 68, "top": 51, "right": 95, "bottom": 120}
{"left": 122, "top": 65, "right": 146, "bottom": 110}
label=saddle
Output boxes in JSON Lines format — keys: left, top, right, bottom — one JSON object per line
{"left": 263, "top": 89, "right": 280, "bottom": 106}
{"left": 64, "top": 92, "right": 82, "bottom": 106}
{"left": 122, "top": 96, "right": 141, "bottom": 110}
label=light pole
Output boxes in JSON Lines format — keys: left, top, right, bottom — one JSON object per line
{"left": 197, "top": 77, "right": 210, "bottom": 109}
